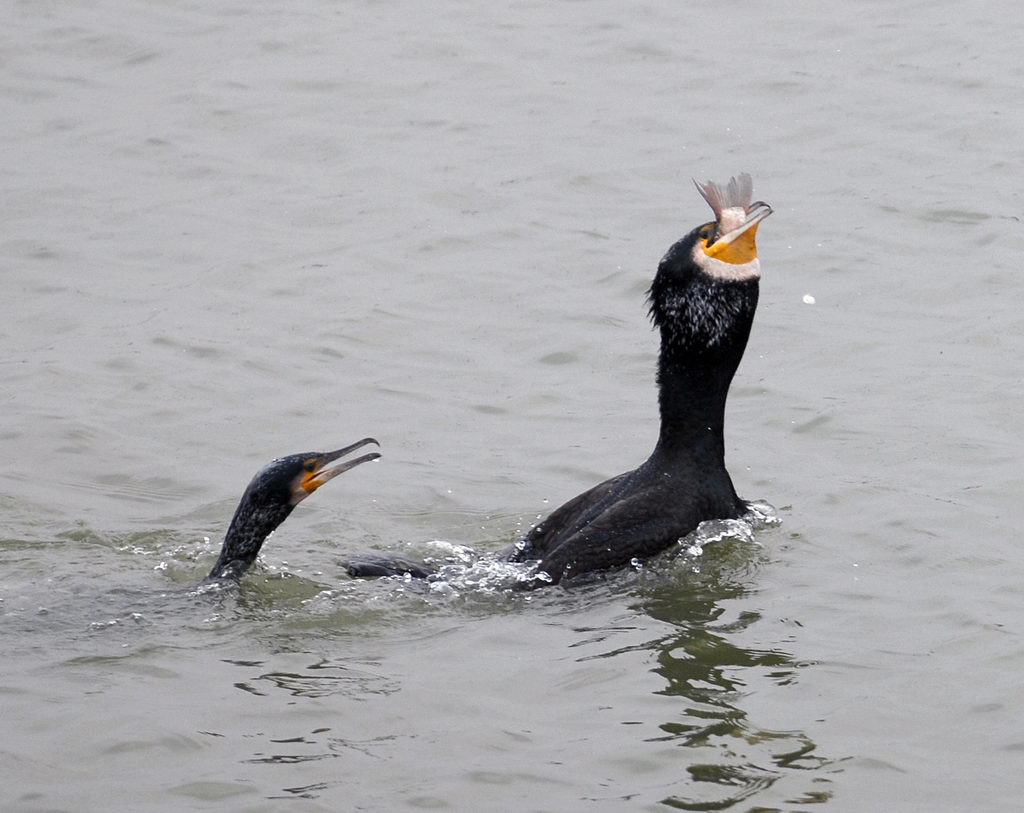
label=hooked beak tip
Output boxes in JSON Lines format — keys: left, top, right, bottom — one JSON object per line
{"left": 294, "top": 439, "right": 382, "bottom": 502}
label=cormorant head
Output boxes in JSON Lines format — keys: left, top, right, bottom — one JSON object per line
{"left": 657, "top": 173, "right": 772, "bottom": 286}
{"left": 692, "top": 173, "right": 772, "bottom": 279}
{"left": 649, "top": 173, "right": 771, "bottom": 352}
{"left": 243, "top": 438, "right": 382, "bottom": 510}
{"left": 207, "top": 438, "right": 381, "bottom": 582}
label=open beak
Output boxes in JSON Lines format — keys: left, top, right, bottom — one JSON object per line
{"left": 704, "top": 200, "right": 773, "bottom": 265}
{"left": 295, "top": 437, "right": 381, "bottom": 499}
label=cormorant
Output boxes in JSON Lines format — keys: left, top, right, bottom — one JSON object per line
{"left": 345, "top": 173, "right": 772, "bottom": 589}
{"left": 506, "top": 174, "right": 771, "bottom": 587}
{"left": 205, "top": 438, "right": 380, "bottom": 582}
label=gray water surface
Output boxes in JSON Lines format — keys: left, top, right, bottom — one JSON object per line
{"left": 3, "top": 1, "right": 1023, "bottom": 810}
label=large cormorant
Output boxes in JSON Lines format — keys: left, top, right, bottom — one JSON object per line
{"left": 505, "top": 174, "right": 771, "bottom": 587}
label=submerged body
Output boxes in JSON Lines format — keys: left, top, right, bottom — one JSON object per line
{"left": 346, "top": 173, "right": 771, "bottom": 588}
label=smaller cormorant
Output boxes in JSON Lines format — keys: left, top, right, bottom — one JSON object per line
{"left": 205, "top": 438, "right": 380, "bottom": 582}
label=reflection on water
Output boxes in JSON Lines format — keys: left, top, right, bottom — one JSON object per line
{"left": 634, "top": 535, "right": 835, "bottom": 810}
{"left": 234, "top": 657, "right": 400, "bottom": 699}
{"left": 4, "top": 509, "right": 841, "bottom": 808}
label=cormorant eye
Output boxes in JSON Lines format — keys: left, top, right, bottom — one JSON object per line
{"left": 698, "top": 223, "right": 716, "bottom": 242}
{"left": 304, "top": 461, "right": 317, "bottom": 473}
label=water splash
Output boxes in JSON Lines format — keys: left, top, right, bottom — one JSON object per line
{"left": 744, "top": 499, "right": 782, "bottom": 527}
{"left": 332, "top": 503, "right": 781, "bottom": 606}
{"left": 673, "top": 500, "right": 780, "bottom": 561}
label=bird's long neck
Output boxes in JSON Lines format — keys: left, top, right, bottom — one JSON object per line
{"left": 652, "top": 344, "right": 742, "bottom": 465}
{"left": 206, "top": 497, "right": 293, "bottom": 582}
{"left": 649, "top": 279, "right": 757, "bottom": 480}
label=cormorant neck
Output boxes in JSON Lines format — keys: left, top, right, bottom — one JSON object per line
{"left": 206, "top": 496, "right": 294, "bottom": 582}
{"left": 648, "top": 277, "right": 757, "bottom": 473}
{"left": 652, "top": 345, "right": 740, "bottom": 464}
